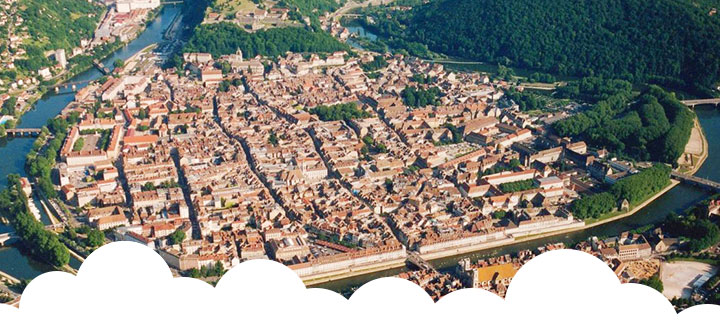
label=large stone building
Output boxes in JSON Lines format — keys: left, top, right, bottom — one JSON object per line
{"left": 116, "top": 0, "right": 160, "bottom": 13}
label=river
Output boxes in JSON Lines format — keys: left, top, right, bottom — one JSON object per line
{"left": 0, "top": 5, "right": 182, "bottom": 280}
{"left": 313, "top": 106, "right": 720, "bottom": 294}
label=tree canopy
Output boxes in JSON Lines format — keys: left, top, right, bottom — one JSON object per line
{"left": 401, "top": 86, "right": 441, "bottom": 108}
{"left": 308, "top": 102, "right": 371, "bottom": 122}
{"left": 663, "top": 195, "right": 720, "bottom": 253}
{"left": 14, "top": 0, "right": 103, "bottom": 72}
{"left": 0, "top": 175, "right": 70, "bottom": 267}
{"left": 361, "top": 0, "right": 720, "bottom": 94}
{"left": 571, "top": 164, "right": 671, "bottom": 220}
{"left": 640, "top": 274, "right": 664, "bottom": 293}
{"left": 554, "top": 83, "right": 693, "bottom": 165}
{"left": 499, "top": 179, "right": 536, "bottom": 193}
{"left": 183, "top": 23, "right": 349, "bottom": 58}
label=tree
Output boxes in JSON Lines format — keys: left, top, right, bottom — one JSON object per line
{"left": 640, "top": 274, "right": 664, "bottom": 293}
{"left": 308, "top": 103, "right": 372, "bottom": 121}
{"left": 113, "top": 59, "right": 125, "bottom": 69}
{"left": 384, "top": 178, "right": 394, "bottom": 192}
{"left": 137, "top": 108, "right": 148, "bottom": 119}
{"left": 553, "top": 84, "right": 692, "bottom": 165}
{"left": 440, "top": 123, "right": 463, "bottom": 144}
{"left": 183, "top": 23, "right": 349, "bottom": 58}
{"left": 168, "top": 229, "right": 186, "bottom": 245}
{"left": 217, "top": 61, "right": 232, "bottom": 75}
{"left": 498, "top": 179, "right": 536, "bottom": 193}
{"left": 360, "top": 56, "right": 388, "bottom": 72}
{"left": 0, "top": 175, "right": 70, "bottom": 267}
{"left": 72, "top": 137, "right": 85, "bottom": 151}
{"left": 268, "top": 131, "right": 279, "bottom": 146}
{"left": 366, "top": 0, "right": 720, "bottom": 93}
{"left": 571, "top": 164, "right": 670, "bottom": 220}
{"left": 2, "top": 96, "right": 17, "bottom": 115}
{"left": 218, "top": 80, "right": 232, "bottom": 92}
{"left": 401, "top": 86, "right": 441, "bottom": 108}
{"left": 496, "top": 64, "right": 514, "bottom": 81}
{"left": 142, "top": 182, "right": 156, "bottom": 191}
{"left": 492, "top": 210, "right": 508, "bottom": 220}
{"left": 505, "top": 89, "right": 544, "bottom": 111}
{"left": 571, "top": 192, "right": 617, "bottom": 220}
{"left": 86, "top": 228, "right": 105, "bottom": 248}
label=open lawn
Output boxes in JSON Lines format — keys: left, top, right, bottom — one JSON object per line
{"left": 211, "top": 0, "right": 258, "bottom": 16}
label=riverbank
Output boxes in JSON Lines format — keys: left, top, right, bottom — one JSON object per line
{"left": 416, "top": 179, "right": 681, "bottom": 263}
{"left": 305, "top": 179, "right": 682, "bottom": 285}
{"left": 313, "top": 104, "right": 720, "bottom": 294}
{"left": 680, "top": 117, "right": 709, "bottom": 175}
{"left": 1, "top": 6, "right": 167, "bottom": 133}
{"left": 0, "top": 270, "right": 20, "bottom": 284}
{"left": 301, "top": 257, "right": 407, "bottom": 286}
{"left": 0, "top": 5, "right": 183, "bottom": 282}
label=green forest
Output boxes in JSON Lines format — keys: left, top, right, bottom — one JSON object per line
{"left": 183, "top": 22, "right": 349, "bottom": 58}
{"left": 663, "top": 195, "right": 720, "bottom": 253}
{"left": 26, "top": 114, "right": 79, "bottom": 198}
{"left": 278, "top": 0, "right": 345, "bottom": 18}
{"left": 571, "top": 164, "right": 671, "bottom": 220}
{"left": 360, "top": 0, "right": 720, "bottom": 95}
{"left": 0, "top": 175, "right": 70, "bottom": 267}
{"left": 553, "top": 81, "right": 694, "bottom": 165}
{"left": 14, "top": 0, "right": 104, "bottom": 72}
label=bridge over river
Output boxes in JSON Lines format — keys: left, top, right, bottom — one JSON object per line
{"left": 681, "top": 98, "right": 720, "bottom": 108}
{"left": 406, "top": 251, "right": 437, "bottom": 272}
{"left": 5, "top": 128, "right": 42, "bottom": 137}
{"left": 671, "top": 171, "right": 720, "bottom": 192}
{"left": 0, "top": 232, "right": 18, "bottom": 246}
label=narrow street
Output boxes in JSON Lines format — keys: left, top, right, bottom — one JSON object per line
{"left": 211, "top": 98, "right": 289, "bottom": 218}
{"left": 170, "top": 148, "right": 202, "bottom": 240}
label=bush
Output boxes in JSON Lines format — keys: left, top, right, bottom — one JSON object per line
{"left": 640, "top": 274, "right": 664, "bottom": 293}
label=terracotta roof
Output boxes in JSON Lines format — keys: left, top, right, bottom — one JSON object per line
{"left": 124, "top": 135, "right": 159, "bottom": 145}
{"left": 475, "top": 263, "right": 517, "bottom": 283}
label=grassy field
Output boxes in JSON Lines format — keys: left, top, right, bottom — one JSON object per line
{"left": 210, "top": 0, "right": 258, "bottom": 16}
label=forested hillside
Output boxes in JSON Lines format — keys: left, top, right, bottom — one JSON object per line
{"left": 14, "top": 0, "right": 104, "bottom": 71}
{"left": 363, "top": 0, "right": 720, "bottom": 94}
{"left": 281, "top": 0, "right": 345, "bottom": 18}
{"left": 183, "top": 22, "right": 349, "bottom": 57}
{"left": 553, "top": 80, "right": 694, "bottom": 165}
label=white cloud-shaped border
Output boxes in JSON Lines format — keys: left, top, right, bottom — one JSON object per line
{"left": 0, "top": 242, "right": 718, "bottom": 320}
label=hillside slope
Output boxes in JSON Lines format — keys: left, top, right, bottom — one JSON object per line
{"left": 10, "top": 0, "right": 104, "bottom": 72}
{"left": 371, "top": 0, "right": 720, "bottom": 93}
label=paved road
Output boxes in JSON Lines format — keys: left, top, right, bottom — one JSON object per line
{"left": 331, "top": 0, "right": 394, "bottom": 21}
